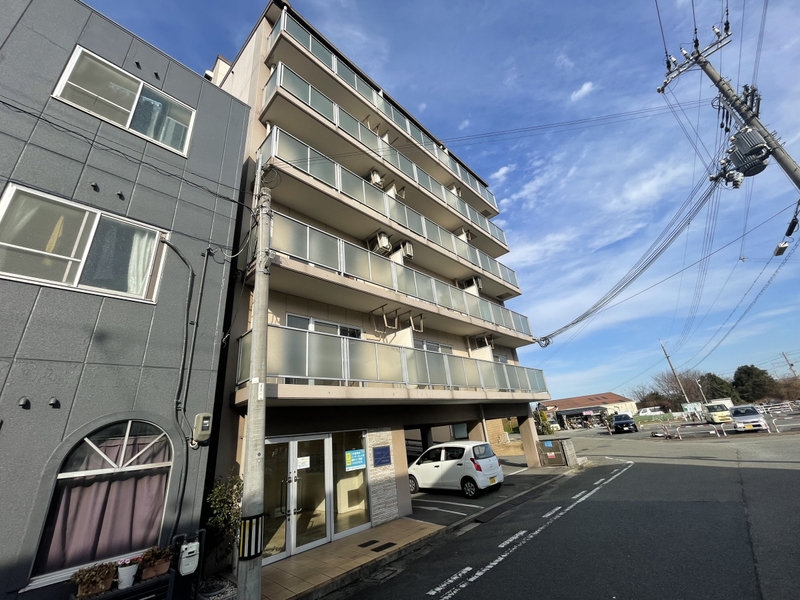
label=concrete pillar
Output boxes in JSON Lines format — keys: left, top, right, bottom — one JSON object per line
{"left": 420, "top": 426, "right": 434, "bottom": 450}
{"left": 518, "top": 406, "right": 541, "bottom": 468}
{"left": 466, "top": 420, "right": 486, "bottom": 442}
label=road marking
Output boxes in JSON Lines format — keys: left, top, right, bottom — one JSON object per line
{"left": 427, "top": 567, "right": 473, "bottom": 596}
{"left": 611, "top": 469, "right": 619, "bottom": 474}
{"left": 594, "top": 478, "right": 606, "bottom": 485}
{"left": 413, "top": 499, "right": 482, "bottom": 508}
{"left": 508, "top": 467, "right": 529, "bottom": 476}
{"left": 437, "top": 461, "right": 635, "bottom": 600}
{"left": 572, "top": 490, "right": 586, "bottom": 499}
{"left": 541, "top": 506, "right": 562, "bottom": 519}
{"left": 454, "top": 523, "right": 481, "bottom": 537}
{"left": 417, "top": 506, "right": 467, "bottom": 516}
{"left": 498, "top": 530, "right": 528, "bottom": 548}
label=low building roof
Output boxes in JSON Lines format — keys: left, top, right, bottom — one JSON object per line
{"left": 549, "top": 392, "right": 633, "bottom": 412}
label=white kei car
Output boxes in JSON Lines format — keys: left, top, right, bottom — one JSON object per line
{"left": 408, "top": 441, "right": 504, "bottom": 498}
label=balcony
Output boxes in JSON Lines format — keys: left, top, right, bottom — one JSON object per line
{"left": 262, "top": 213, "right": 532, "bottom": 347}
{"left": 263, "top": 10, "right": 499, "bottom": 217}
{"left": 235, "top": 325, "right": 548, "bottom": 406}
{"left": 259, "top": 128, "right": 519, "bottom": 298}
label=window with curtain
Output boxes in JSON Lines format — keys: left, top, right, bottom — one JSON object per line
{"left": 0, "top": 185, "right": 163, "bottom": 299}
{"left": 56, "top": 47, "right": 194, "bottom": 153}
{"left": 32, "top": 421, "right": 173, "bottom": 575}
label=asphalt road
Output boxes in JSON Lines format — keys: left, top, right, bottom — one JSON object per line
{"left": 334, "top": 425, "right": 800, "bottom": 600}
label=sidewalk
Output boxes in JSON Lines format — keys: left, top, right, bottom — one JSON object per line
{"left": 247, "top": 461, "right": 577, "bottom": 600}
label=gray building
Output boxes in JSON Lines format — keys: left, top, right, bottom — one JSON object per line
{"left": 0, "top": 1, "right": 248, "bottom": 598}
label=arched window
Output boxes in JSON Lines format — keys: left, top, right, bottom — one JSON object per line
{"left": 33, "top": 421, "right": 172, "bottom": 575}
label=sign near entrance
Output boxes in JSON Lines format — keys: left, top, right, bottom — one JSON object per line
{"left": 582, "top": 411, "right": 594, "bottom": 416}
{"left": 544, "top": 441, "right": 553, "bottom": 448}
{"left": 297, "top": 456, "right": 311, "bottom": 470}
{"left": 372, "top": 445, "right": 391, "bottom": 467}
{"left": 345, "top": 449, "right": 366, "bottom": 472}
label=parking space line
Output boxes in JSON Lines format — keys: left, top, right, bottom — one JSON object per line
{"left": 541, "top": 506, "right": 562, "bottom": 518}
{"left": 412, "top": 499, "right": 482, "bottom": 509}
{"left": 572, "top": 490, "right": 587, "bottom": 499}
{"left": 507, "top": 467, "right": 529, "bottom": 476}
{"left": 417, "top": 506, "right": 467, "bottom": 516}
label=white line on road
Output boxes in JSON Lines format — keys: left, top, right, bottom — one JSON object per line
{"left": 413, "top": 499, "right": 482, "bottom": 508}
{"left": 541, "top": 506, "right": 562, "bottom": 519}
{"left": 507, "top": 467, "right": 529, "bottom": 476}
{"left": 594, "top": 479, "right": 606, "bottom": 485}
{"left": 427, "top": 567, "right": 473, "bottom": 596}
{"left": 437, "top": 461, "right": 635, "bottom": 600}
{"left": 571, "top": 490, "right": 586, "bottom": 499}
{"left": 611, "top": 469, "right": 619, "bottom": 474}
{"left": 417, "top": 506, "right": 467, "bottom": 516}
{"left": 498, "top": 530, "right": 528, "bottom": 548}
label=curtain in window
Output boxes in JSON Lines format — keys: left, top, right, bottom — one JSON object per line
{"left": 32, "top": 433, "right": 170, "bottom": 575}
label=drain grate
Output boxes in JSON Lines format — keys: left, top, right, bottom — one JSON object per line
{"left": 358, "top": 539, "right": 379, "bottom": 548}
{"left": 371, "top": 542, "right": 396, "bottom": 552}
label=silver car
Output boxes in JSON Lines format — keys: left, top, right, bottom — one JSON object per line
{"left": 731, "top": 405, "right": 769, "bottom": 432}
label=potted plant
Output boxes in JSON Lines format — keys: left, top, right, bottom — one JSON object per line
{"left": 70, "top": 562, "right": 116, "bottom": 598}
{"left": 140, "top": 546, "right": 173, "bottom": 580}
{"left": 116, "top": 556, "right": 141, "bottom": 589}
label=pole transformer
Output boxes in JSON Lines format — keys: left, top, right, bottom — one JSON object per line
{"left": 238, "top": 159, "right": 272, "bottom": 600}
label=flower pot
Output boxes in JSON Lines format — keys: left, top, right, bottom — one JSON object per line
{"left": 117, "top": 564, "right": 138, "bottom": 589}
{"left": 141, "top": 558, "right": 170, "bottom": 580}
{"left": 77, "top": 575, "right": 113, "bottom": 598}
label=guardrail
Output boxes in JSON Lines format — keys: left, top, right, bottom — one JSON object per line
{"left": 675, "top": 423, "right": 721, "bottom": 439}
{"left": 765, "top": 402, "right": 792, "bottom": 414}
{"left": 773, "top": 415, "right": 800, "bottom": 433}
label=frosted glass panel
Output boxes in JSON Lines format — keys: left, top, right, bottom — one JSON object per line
{"left": 406, "top": 210, "right": 423, "bottom": 235}
{"left": 369, "top": 255, "right": 393, "bottom": 288}
{"left": 440, "top": 230, "right": 455, "bottom": 253}
{"left": 426, "top": 352, "right": 447, "bottom": 385}
{"left": 348, "top": 340, "right": 378, "bottom": 381}
{"left": 414, "top": 273, "right": 435, "bottom": 303}
{"left": 277, "top": 133, "right": 307, "bottom": 170}
{"left": 359, "top": 124, "right": 380, "bottom": 154}
{"left": 310, "top": 37, "right": 333, "bottom": 68}
{"left": 446, "top": 355, "right": 467, "bottom": 387}
{"left": 309, "top": 228, "right": 338, "bottom": 270}
{"left": 465, "top": 294, "right": 480, "bottom": 318}
{"left": 268, "top": 327, "right": 306, "bottom": 377}
{"left": 490, "top": 303, "right": 505, "bottom": 327}
{"left": 396, "top": 266, "right": 416, "bottom": 295}
{"left": 479, "top": 299, "right": 493, "bottom": 322}
{"left": 424, "top": 219, "right": 440, "bottom": 245}
{"left": 310, "top": 88, "right": 334, "bottom": 122}
{"left": 451, "top": 289, "right": 467, "bottom": 314}
{"left": 308, "top": 332, "right": 342, "bottom": 379}
{"left": 406, "top": 350, "right": 429, "bottom": 384}
{"left": 338, "top": 110, "right": 360, "bottom": 139}
{"left": 282, "top": 67, "right": 309, "bottom": 102}
{"left": 341, "top": 169, "right": 365, "bottom": 203}
{"left": 343, "top": 243, "right": 370, "bottom": 279}
{"left": 376, "top": 344, "right": 403, "bottom": 382}
{"left": 309, "top": 149, "right": 335, "bottom": 186}
{"left": 398, "top": 154, "right": 415, "bottom": 179}
{"left": 388, "top": 197, "right": 407, "bottom": 227}
{"left": 364, "top": 184, "right": 386, "bottom": 214}
{"left": 464, "top": 360, "right": 482, "bottom": 387}
{"left": 506, "top": 365, "right": 520, "bottom": 390}
{"left": 285, "top": 15, "right": 310, "bottom": 47}
{"left": 434, "top": 280, "right": 452, "bottom": 308}
{"left": 494, "top": 363, "right": 509, "bottom": 389}
{"left": 479, "top": 361, "right": 497, "bottom": 388}
{"left": 272, "top": 214, "right": 307, "bottom": 259}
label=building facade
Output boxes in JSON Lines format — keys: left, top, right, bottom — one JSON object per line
{"left": 213, "top": 0, "right": 550, "bottom": 568}
{"left": 0, "top": 1, "right": 248, "bottom": 597}
{"left": 548, "top": 393, "right": 638, "bottom": 428}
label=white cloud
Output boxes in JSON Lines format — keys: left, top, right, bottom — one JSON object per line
{"left": 555, "top": 52, "right": 574, "bottom": 69}
{"left": 570, "top": 81, "right": 595, "bottom": 102}
{"left": 418, "top": 102, "right": 427, "bottom": 112}
{"left": 458, "top": 119, "right": 470, "bottom": 131}
{"left": 490, "top": 164, "right": 516, "bottom": 184}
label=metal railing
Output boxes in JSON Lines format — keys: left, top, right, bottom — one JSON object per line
{"left": 237, "top": 326, "right": 547, "bottom": 393}
{"left": 270, "top": 212, "right": 532, "bottom": 336}
{"left": 266, "top": 12, "right": 498, "bottom": 211}
{"left": 259, "top": 127, "right": 519, "bottom": 288}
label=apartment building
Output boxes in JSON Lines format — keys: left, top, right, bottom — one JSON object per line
{"left": 212, "top": 0, "right": 550, "bottom": 566}
{"left": 0, "top": 0, "right": 248, "bottom": 597}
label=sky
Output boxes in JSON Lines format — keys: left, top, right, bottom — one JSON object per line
{"left": 82, "top": 0, "right": 800, "bottom": 400}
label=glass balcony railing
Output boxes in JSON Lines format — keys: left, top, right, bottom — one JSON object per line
{"left": 266, "top": 12, "right": 498, "bottom": 212}
{"left": 270, "top": 212, "right": 531, "bottom": 336}
{"left": 259, "top": 127, "right": 519, "bottom": 289}
{"left": 237, "top": 326, "right": 547, "bottom": 393}
{"left": 262, "top": 65, "right": 508, "bottom": 248}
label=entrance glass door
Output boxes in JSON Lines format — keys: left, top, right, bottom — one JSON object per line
{"left": 263, "top": 435, "right": 333, "bottom": 564}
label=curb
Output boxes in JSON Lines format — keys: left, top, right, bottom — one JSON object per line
{"left": 302, "top": 465, "right": 585, "bottom": 600}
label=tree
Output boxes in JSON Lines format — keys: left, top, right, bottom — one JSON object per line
{"left": 772, "top": 377, "right": 800, "bottom": 401}
{"left": 732, "top": 365, "right": 776, "bottom": 403}
{"left": 698, "top": 373, "right": 741, "bottom": 403}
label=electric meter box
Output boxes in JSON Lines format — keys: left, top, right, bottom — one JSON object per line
{"left": 193, "top": 413, "right": 213, "bottom": 444}
{"left": 179, "top": 541, "right": 200, "bottom": 575}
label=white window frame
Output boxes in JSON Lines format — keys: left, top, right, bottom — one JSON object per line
{"left": 53, "top": 46, "right": 196, "bottom": 157}
{"left": 285, "top": 313, "right": 362, "bottom": 339}
{"left": 0, "top": 184, "right": 167, "bottom": 302}
{"left": 414, "top": 339, "right": 453, "bottom": 354}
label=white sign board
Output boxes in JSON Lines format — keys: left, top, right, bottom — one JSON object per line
{"left": 297, "top": 456, "right": 310, "bottom": 470}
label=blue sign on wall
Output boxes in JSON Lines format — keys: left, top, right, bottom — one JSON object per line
{"left": 345, "top": 449, "right": 366, "bottom": 472}
{"left": 372, "top": 445, "right": 391, "bottom": 467}
{"left": 544, "top": 441, "right": 553, "bottom": 447}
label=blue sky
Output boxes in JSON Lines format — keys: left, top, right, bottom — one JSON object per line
{"left": 83, "top": 0, "right": 800, "bottom": 400}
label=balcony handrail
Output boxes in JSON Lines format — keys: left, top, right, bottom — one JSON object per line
{"left": 266, "top": 13, "right": 499, "bottom": 212}
{"left": 269, "top": 211, "right": 532, "bottom": 336}
{"left": 261, "top": 63, "right": 506, "bottom": 246}
{"left": 236, "top": 326, "right": 548, "bottom": 394}
{"left": 258, "top": 126, "right": 520, "bottom": 290}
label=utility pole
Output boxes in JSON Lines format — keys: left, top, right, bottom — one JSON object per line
{"left": 658, "top": 26, "right": 800, "bottom": 193}
{"left": 238, "top": 159, "right": 272, "bottom": 600}
{"left": 695, "top": 379, "right": 708, "bottom": 403}
{"left": 783, "top": 352, "right": 799, "bottom": 378}
{"left": 660, "top": 340, "right": 690, "bottom": 405}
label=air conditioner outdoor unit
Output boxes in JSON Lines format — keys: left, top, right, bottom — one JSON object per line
{"left": 399, "top": 241, "right": 413, "bottom": 260}
{"left": 369, "top": 232, "right": 392, "bottom": 255}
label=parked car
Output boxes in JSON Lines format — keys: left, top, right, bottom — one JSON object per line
{"left": 730, "top": 405, "right": 769, "bottom": 432}
{"left": 702, "top": 403, "right": 733, "bottom": 424}
{"left": 638, "top": 407, "right": 664, "bottom": 416}
{"left": 611, "top": 413, "right": 638, "bottom": 433}
{"left": 408, "top": 441, "right": 504, "bottom": 498}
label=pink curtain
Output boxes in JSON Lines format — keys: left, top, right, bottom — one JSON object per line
{"left": 33, "top": 434, "right": 171, "bottom": 575}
